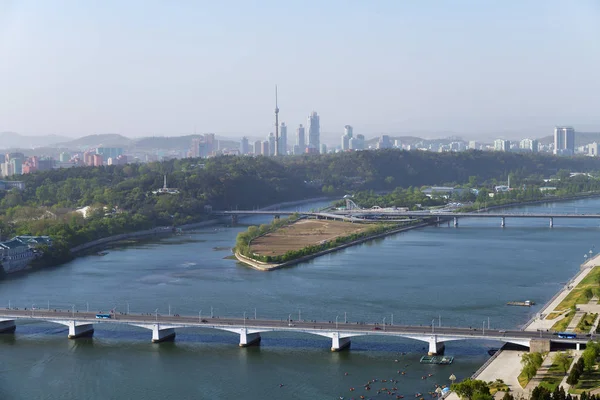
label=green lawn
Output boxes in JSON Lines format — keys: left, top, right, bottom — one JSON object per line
{"left": 576, "top": 313, "right": 598, "bottom": 334}
{"left": 551, "top": 310, "right": 575, "bottom": 332}
{"left": 569, "top": 368, "right": 600, "bottom": 394}
{"left": 538, "top": 362, "right": 570, "bottom": 392}
{"left": 553, "top": 266, "right": 600, "bottom": 312}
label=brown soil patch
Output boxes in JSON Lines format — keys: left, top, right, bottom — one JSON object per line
{"left": 250, "top": 219, "right": 371, "bottom": 257}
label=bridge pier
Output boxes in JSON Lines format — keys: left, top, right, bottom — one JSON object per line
{"left": 550, "top": 217, "right": 554, "bottom": 228}
{"left": 428, "top": 337, "right": 445, "bottom": 355}
{"left": 0, "top": 319, "right": 16, "bottom": 333}
{"left": 331, "top": 333, "right": 351, "bottom": 352}
{"left": 436, "top": 216, "right": 441, "bottom": 227}
{"left": 501, "top": 217, "right": 505, "bottom": 228}
{"left": 239, "top": 330, "right": 261, "bottom": 347}
{"left": 152, "top": 325, "right": 176, "bottom": 343}
{"left": 453, "top": 217, "right": 458, "bottom": 228}
{"left": 67, "top": 321, "right": 94, "bottom": 339}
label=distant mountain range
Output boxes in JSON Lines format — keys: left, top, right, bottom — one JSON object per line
{"left": 0, "top": 132, "right": 70, "bottom": 149}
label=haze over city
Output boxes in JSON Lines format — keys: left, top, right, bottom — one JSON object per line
{"left": 1, "top": 0, "right": 600, "bottom": 141}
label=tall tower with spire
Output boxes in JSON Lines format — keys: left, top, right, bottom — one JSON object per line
{"left": 274, "top": 85, "right": 280, "bottom": 156}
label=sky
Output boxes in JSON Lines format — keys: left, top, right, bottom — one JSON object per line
{"left": 1, "top": 0, "right": 599, "bottom": 142}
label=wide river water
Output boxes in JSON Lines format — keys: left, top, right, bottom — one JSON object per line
{"left": 1, "top": 198, "right": 600, "bottom": 399}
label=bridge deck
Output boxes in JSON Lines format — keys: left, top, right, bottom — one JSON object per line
{"left": 0, "top": 310, "right": 589, "bottom": 345}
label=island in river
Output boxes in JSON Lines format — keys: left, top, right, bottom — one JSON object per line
{"left": 234, "top": 216, "right": 424, "bottom": 270}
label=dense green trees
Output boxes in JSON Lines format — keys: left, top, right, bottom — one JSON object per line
{"left": 3, "top": 149, "right": 600, "bottom": 267}
{"left": 451, "top": 378, "right": 492, "bottom": 400}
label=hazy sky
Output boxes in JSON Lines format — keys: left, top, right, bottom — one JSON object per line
{"left": 1, "top": 0, "right": 599, "bottom": 141}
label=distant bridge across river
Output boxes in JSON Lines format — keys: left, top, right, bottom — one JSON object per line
{"left": 214, "top": 210, "right": 600, "bottom": 227}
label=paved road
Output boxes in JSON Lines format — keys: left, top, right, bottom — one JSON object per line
{"left": 0, "top": 309, "right": 591, "bottom": 343}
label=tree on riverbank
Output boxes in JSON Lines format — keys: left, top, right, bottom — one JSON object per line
{"left": 451, "top": 378, "right": 492, "bottom": 400}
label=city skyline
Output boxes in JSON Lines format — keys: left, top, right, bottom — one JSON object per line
{"left": 1, "top": 1, "right": 599, "bottom": 140}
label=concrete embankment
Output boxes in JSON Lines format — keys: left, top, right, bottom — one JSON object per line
{"left": 235, "top": 221, "right": 433, "bottom": 271}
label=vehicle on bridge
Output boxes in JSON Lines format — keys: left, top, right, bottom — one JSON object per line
{"left": 95, "top": 313, "right": 111, "bottom": 319}
{"left": 557, "top": 332, "right": 577, "bottom": 339}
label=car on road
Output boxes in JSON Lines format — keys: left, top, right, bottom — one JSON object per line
{"left": 372, "top": 327, "right": 382, "bottom": 331}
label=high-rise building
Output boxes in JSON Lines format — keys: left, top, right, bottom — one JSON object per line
{"left": 394, "top": 139, "right": 402, "bottom": 149}
{"left": 341, "top": 134, "right": 350, "bottom": 151}
{"left": 468, "top": 141, "right": 478, "bottom": 150}
{"left": 320, "top": 144, "right": 327, "bottom": 154}
{"left": 240, "top": 137, "right": 249, "bottom": 155}
{"left": 344, "top": 125, "right": 353, "bottom": 139}
{"left": 261, "top": 141, "right": 270, "bottom": 156}
{"left": 378, "top": 135, "right": 392, "bottom": 149}
{"left": 350, "top": 135, "right": 365, "bottom": 150}
{"left": 554, "top": 126, "right": 575, "bottom": 155}
{"left": 92, "top": 154, "right": 103, "bottom": 166}
{"left": 519, "top": 138, "right": 539, "bottom": 153}
{"left": 493, "top": 139, "right": 510, "bottom": 152}
{"left": 268, "top": 133, "right": 275, "bottom": 156}
{"left": 253, "top": 140, "right": 261, "bottom": 155}
{"left": 307, "top": 112, "right": 320, "bottom": 153}
{"left": 279, "top": 123, "right": 287, "bottom": 155}
{"left": 589, "top": 143, "right": 599, "bottom": 157}
{"left": 296, "top": 124, "right": 305, "bottom": 149}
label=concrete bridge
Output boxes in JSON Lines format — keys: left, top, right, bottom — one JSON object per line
{"left": 214, "top": 210, "right": 600, "bottom": 227}
{"left": 0, "top": 309, "right": 589, "bottom": 353}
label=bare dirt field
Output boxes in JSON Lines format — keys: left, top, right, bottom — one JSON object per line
{"left": 250, "top": 219, "right": 371, "bottom": 257}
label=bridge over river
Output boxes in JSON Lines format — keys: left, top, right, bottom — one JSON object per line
{"left": 215, "top": 210, "right": 600, "bottom": 227}
{"left": 0, "top": 309, "right": 590, "bottom": 354}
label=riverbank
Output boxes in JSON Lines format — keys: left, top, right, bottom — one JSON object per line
{"left": 235, "top": 220, "right": 433, "bottom": 271}
{"left": 454, "top": 253, "right": 600, "bottom": 399}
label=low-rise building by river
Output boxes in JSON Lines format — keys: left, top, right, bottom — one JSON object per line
{"left": 0, "top": 235, "right": 52, "bottom": 274}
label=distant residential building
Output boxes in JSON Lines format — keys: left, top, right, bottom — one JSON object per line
{"left": 240, "top": 137, "right": 249, "bottom": 155}
{"left": 589, "top": 142, "right": 599, "bottom": 157}
{"left": 378, "top": 135, "right": 392, "bottom": 149}
{"left": 344, "top": 125, "right": 353, "bottom": 139}
{"left": 96, "top": 147, "right": 123, "bottom": 160}
{"left": 2, "top": 153, "right": 25, "bottom": 177}
{"left": 268, "top": 133, "right": 275, "bottom": 156}
{"left": 296, "top": 124, "right": 306, "bottom": 150}
{"left": 349, "top": 134, "right": 365, "bottom": 151}
{"left": 341, "top": 133, "right": 350, "bottom": 151}
{"left": 92, "top": 154, "right": 103, "bottom": 166}
{"left": 279, "top": 123, "right": 288, "bottom": 155}
{"left": 468, "top": 141, "right": 479, "bottom": 150}
{"left": 519, "top": 138, "right": 539, "bottom": 153}
{"left": 493, "top": 139, "right": 510, "bottom": 152}
{"left": 554, "top": 126, "right": 575, "bottom": 155}
{"left": 107, "top": 155, "right": 128, "bottom": 166}
{"left": 307, "top": 112, "right": 320, "bottom": 153}
{"left": 320, "top": 144, "right": 327, "bottom": 154}
{"left": 261, "top": 141, "right": 269, "bottom": 156}
{"left": 0, "top": 180, "right": 25, "bottom": 191}
{"left": 58, "top": 152, "right": 70, "bottom": 162}
{"left": 253, "top": 140, "right": 261, "bottom": 155}
{"left": 305, "top": 145, "right": 319, "bottom": 154}
{"left": 189, "top": 134, "right": 216, "bottom": 158}
{"left": 394, "top": 139, "right": 402, "bottom": 149}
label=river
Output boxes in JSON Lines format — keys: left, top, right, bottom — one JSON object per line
{"left": 1, "top": 198, "right": 599, "bottom": 399}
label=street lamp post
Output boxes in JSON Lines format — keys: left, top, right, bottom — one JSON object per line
{"left": 86, "top": 302, "right": 89, "bottom": 313}
{"left": 168, "top": 304, "right": 171, "bottom": 317}
{"left": 391, "top": 314, "right": 393, "bottom": 326}
{"left": 487, "top": 317, "right": 490, "bottom": 330}
{"left": 344, "top": 312, "right": 347, "bottom": 324}
{"left": 31, "top": 303, "right": 35, "bottom": 318}
{"left": 439, "top": 314, "right": 441, "bottom": 327}
{"left": 47, "top": 300, "right": 50, "bottom": 311}
{"left": 299, "top": 309, "right": 301, "bottom": 322}
{"left": 254, "top": 308, "right": 257, "bottom": 320}
{"left": 244, "top": 312, "right": 246, "bottom": 329}
{"left": 71, "top": 304, "right": 75, "bottom": 318}
{"left": 155, "top": 308, "right": 159, "bottom": 322}
{"left": 336, "top": 315, "right": 339, "bottom": 330}
{"left": 199, "top": 310, "right": 202, "bottom": 323}
{"left": 288, "top": 314, "right": 292, "bottom": 326}
{"left": 211, "top": 306, "right": 213, "bottom": 318}
{"left": 127, "top": 303, "right": 130, "bottom": 315}
{"left": 482, "top": 320, "right": 485, "bottom": 336}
